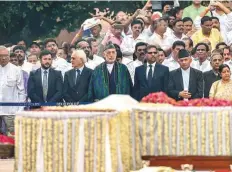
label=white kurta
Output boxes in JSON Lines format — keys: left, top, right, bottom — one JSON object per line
{"left": 0, "top": 63, "right": 26, "bottom": 114}
{"left": 163, "top": 57, "right": 180, "bottom": 71}
{"left": 52, "top": 56, "right": 72, "bottom": 77}
{"left": 85, "top": 55, "right": 105, "bottom": 70}
{"left": 127, "top": 59, "right": 143, "bottom": 84}
{"left": 19, "top": 61, "right": 33, "bottom": 74}
{"left": 191, "top": 59, "right": 212, "bottom": 72}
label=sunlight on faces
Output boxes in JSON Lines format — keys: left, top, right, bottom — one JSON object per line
{"left": 57, "top": 49, "right": 66, "bottom": 59}
{"left": 0, "top": 48, "right": 10, "bottom": 67}
{"left": 158, "top": 50, "right": 166, "bottom": 64}
{"left": 212, "top": 19, "right": 220, "bottom": 30}
{"left": 71, "top": 50, "right": 86, "bottom": 68}
{"left": 116, "top": 11, "right": 128, "bottom": 24}
{"left": 201, "top": 20, "right": 213, "bottom": 35}
{"left": 146, "top": 47, "right": 158, "bottom": 64}
{"left": 46, "top": 42, "right": 58, "bottom": 55}
{"left": 223, "top": 48, "right": 231, "bottom": 62}
{"left": 157, "top": 20, "right": 168, "bottom": 34}
{"left": 40, "top": 54, "right": 52, "bottom": 70}
{"left": 30, "top": 44, "right": 41, "bottom": 55}
{"left": 77, "top": 41, "right": 91, "bottom": 58}
{"left": 104, "top": 48, "right": 116, "bottom": 64}
{"left": 90, "top": 25, "right": 101, "bottom": 37}
{"left": 178, "top": 56, "right": 192, "bottom": 70}
{"left": 91, "top": 41, "right": 98, "bottom": 55}
{"left": 210, "top": 54, "right": 223, "bottom": 71}
{"left": 28, "top": 55, "right": 38, "bottom": 65}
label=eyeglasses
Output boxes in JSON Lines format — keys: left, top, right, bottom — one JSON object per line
{"left": 147, "top": 51, "right": 157, "bottom": 54}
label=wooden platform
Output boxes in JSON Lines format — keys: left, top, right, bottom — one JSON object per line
{"left": 0, "top": 159, "right": 14, "bottom": 172}
{"left": 142, "top": 156, "right": 232, "bottom": 170}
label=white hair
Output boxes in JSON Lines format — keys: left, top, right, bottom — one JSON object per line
{"left": 72, "top": 49, "right": 87, "bottom": 63}
{"left": 0, "top": 46, "right": 10, "bottom": 56}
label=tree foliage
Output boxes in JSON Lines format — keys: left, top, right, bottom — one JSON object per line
{"left": 0, "top": 1, "right": 144, "bottom": 44}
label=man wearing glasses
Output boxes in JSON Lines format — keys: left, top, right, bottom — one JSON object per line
{"left": 133, "top": 45, "right": 169, "bottom": 101}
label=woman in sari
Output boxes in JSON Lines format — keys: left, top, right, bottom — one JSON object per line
{"left": 209, "top": 64, "right": 232, "bottom": 100}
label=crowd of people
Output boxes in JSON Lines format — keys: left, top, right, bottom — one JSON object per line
{"left": 1, "top": 0, "right": 232, "bottom": 132}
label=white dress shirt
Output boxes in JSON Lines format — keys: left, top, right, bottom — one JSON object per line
{"left": 146, "top": 62, "right": 156, "bottom": 79}
{"left": 127, "top": 59, "right": 143, "bottom": 84}
{"left": 107, "top": 63, "right": 114, "bottom": 74}
{"left": 52, "top": 56, "right": 72, "bottom": 77}
{"left": 0, "top": 63, "right": 26, "bottom": 114}
{"left": 170, "top": 32, "right": 188, "bottom": 44}
{"left": 85, "top": 54, "right": 105, "bottom": 70}
{"left": 181, "top": 67, "right": 190, "bottom": 91}
{"left": 163, "top": 57, "right": 180, "bottom": 71}
{"left": 147, "top": 32, "right": 173, "bottom": 51}
{"left": 191, "top": 59, "right": 212, "bottom": 72}
{"left": 19, "top": 61, "right": 33, "bottom": 74}
{"left": 120, "top": 34, "right": 147, "bottom": 60}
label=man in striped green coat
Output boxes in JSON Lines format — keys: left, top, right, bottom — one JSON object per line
{"left": 88, "top": 42, "right": 132, "bottom": 102}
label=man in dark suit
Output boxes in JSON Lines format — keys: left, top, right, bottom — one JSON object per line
{"left": 168, "top": 49, "right": 203, "bottom": 100}
{"left": 27, "top": 50, "right": 63, "bottom": 103}
{"left": 63, "top": 49, "right": 92, "bottom": 102}
{"left": 203, "top": 50, "right": 223, "bottom": 98}
{"left": 133, "top": 45, "right": 169, "bottom": 101}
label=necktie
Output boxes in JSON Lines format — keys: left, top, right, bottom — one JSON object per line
{"left": 75, "top": 69, "right": 80, "bottom": 85}
{"left": 148, "top": 64, "right": 153, "bottom": 87}
{"left": 43, "top": 70, "right": 48, "bottom": 102}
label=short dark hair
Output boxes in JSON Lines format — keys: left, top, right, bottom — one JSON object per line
{"left": 135, "top": 42, "right": 147, "bottom": 51}
{"left": 211, "top": 16, "right": 220, "bottom": 22}
{"left": 131, "top": 19, "right": 143, "bottom": 27}
{"left": 172, "top": 41, "right": 185, "bottom": 49}
{"left": 172, "top": 7, "right": 183, "bottom": 17}
{"left": 10, "top": 52, "right": 16, "bottom": 58}
{"left": 201, "top": 16, "right": 212, "bottom": 25}
{"left": 13, "top": 45, "right": 26, "bottom": 53}
{"left": 182, "top": 37, "right": 193, "bottom": 48}
{"left": 183, "top": 17, "right": 193, "bottom": 23}
{"left": 216, "top": 42, "right": 227, "bottom": 49}
{"left": 173, "top": 19, "right": 183, "bottom": 26}
{"left": 86, "top": 37, "right": 97, "bottom": 46}
{"left": 195, "top": 42, "right": 209, "bottom": 52}
{"left": 219, "top": 64, "right": 230, "bottom": 74}
{"left": 44, "top": 38, "right": 57, "bottom": 47}
{"left": 223, "top": 46, "right": 231, "bottom": 52}
{"left": 146, "top": 45, "right": 157, "bottom": 52}
{"left": 158, "top": 48, "right": 167, "bottom": 57}
{"left": 17, "top": 39, "right": 27, "bottom": 46}
{"left": 113, "top": 44, "right": 123, "bottom": 58}
{"left": 76, "top": 39, "right": 91, "bottom": 49}
{"left": 39, "top": 50, "right": 52, "bottom": 60}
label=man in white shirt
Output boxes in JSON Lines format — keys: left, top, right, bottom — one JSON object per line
{"left": 13, "top": 45, "right": 33, "bottom": 74}
{"left": 76, "top": 39, "right": 104, "bottom": 70}
{"left": 191, "top": 42, "right": 212, "bottom": 72}
{"left": 148, "top": 18, "right": 173, "bottom": 54}
{"left": 126, "top": 42, "right": 147, "bottom": 84}
{"left": 44, "top": 38, "right": 72, "bottom": 77}
{"left": 120, "top": 19, "right": 146, "bottom": 60}
{"left": 163, "top": 40, "right": 185, "bottom": 71}
{"left": 0, "top": 46, "right": 26, "bottom": 132}
{"left": 170, "top": 19, "right": 188, "bottom": 43}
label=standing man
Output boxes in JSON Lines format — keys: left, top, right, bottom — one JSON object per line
{"left": 203, "top": 51, "right": 223, "bottom": 98}
{"left": 0, "top": 46, "right": 26, "bottom": 132}
{"left": 76, "top": 39, "right": 104, "bottom": 70}
{"left": 29, "top": 41, "right": 41, "bottom": 57}
{"left": 133, "top": 45, "right": 169, "bottom": 101}
{"left": 13, "top": 45, "right": 33, "bottom": 74}
{"left": 63, "top": 50, "right": 92, "bottom": 102}
{"left": 27, "top": 50, "right": 63, "bottom": 103}
{"left": 44, "top": 38, "right": 71, "bottom": 77}
{"left": 88, "top": 43, "right": 132, "bottom": 102}
{"left": 168, "top": 49, "right": 203, "bottom": 100}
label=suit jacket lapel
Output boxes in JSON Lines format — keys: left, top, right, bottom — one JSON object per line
{"left": 37, "top": 68, "right": 43, "bottom": 92}
{"left": 188, "top": 68, "right": 194, "bottom": 92}
{"left": 70, "top": 69, "right": 76, "bottom": 88}
{"left": 47, "top": 69, "right": 54, "bottom": 96}
{"left": 153, "top": 63, "right": 159, "bottom": 80}
{"left": 178, "top": 68, "right": 184, "bottom": 90}
{"left": 142, "top": 64, "right": 148, "bottom": 86}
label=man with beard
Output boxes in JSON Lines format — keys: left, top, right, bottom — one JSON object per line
{"left": 27, "top": 50, "right": 63, "bottom": 103}
{"left": 13, "top": 45, "right": 33, "bottom": 74}
{"left": 76, "top": 39, "right": 104, "bottom": 70}
{"left": 44, "top": 38, "right": 71, "bottom": 77}
{"left": 120, "top": 19, "right": 146, "bottom": 61}
{"left": 191, "top": 43, "right": 212, "bottom": 72}
{"left": 170, "top": 19, "right": 188, "bottom": 43}
{"left": 192, "top": 16, "right": 223, "bottom": 50}
{"left": 88, "top": 42, "right": 132, "bottom": 102}
{"left": 203, "top": 50, "right": 223, "bottom": 98}
{"left": 0, "top": 46, "right": 26, "bottom": 133}
{"left": 133, "top": 45, "right": 169, "bottom": 101}
{"left": 127, "top": 42, "right": 147, "bottom": 84}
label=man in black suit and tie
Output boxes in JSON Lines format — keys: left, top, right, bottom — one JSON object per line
{"left": 203, "top": 50, "right": 223, "bottom": 98}
{"left": 27, "top": 50, "right": 63, "bottom": 103}
{"left": 133, "top": 45, "right": 169, "bottom": 101}
{"left": 63, "top": 49, "right": 92, "bottom": 102}
{"left": 168, "top": 49, "right": 203, "bottom": 101}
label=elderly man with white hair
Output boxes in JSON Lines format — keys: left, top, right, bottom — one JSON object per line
{"left": 63, "top": 49, "right": 93, "bottom": 102}
{"left": 0, "top": 46, "right": 26, "bottom": 133}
